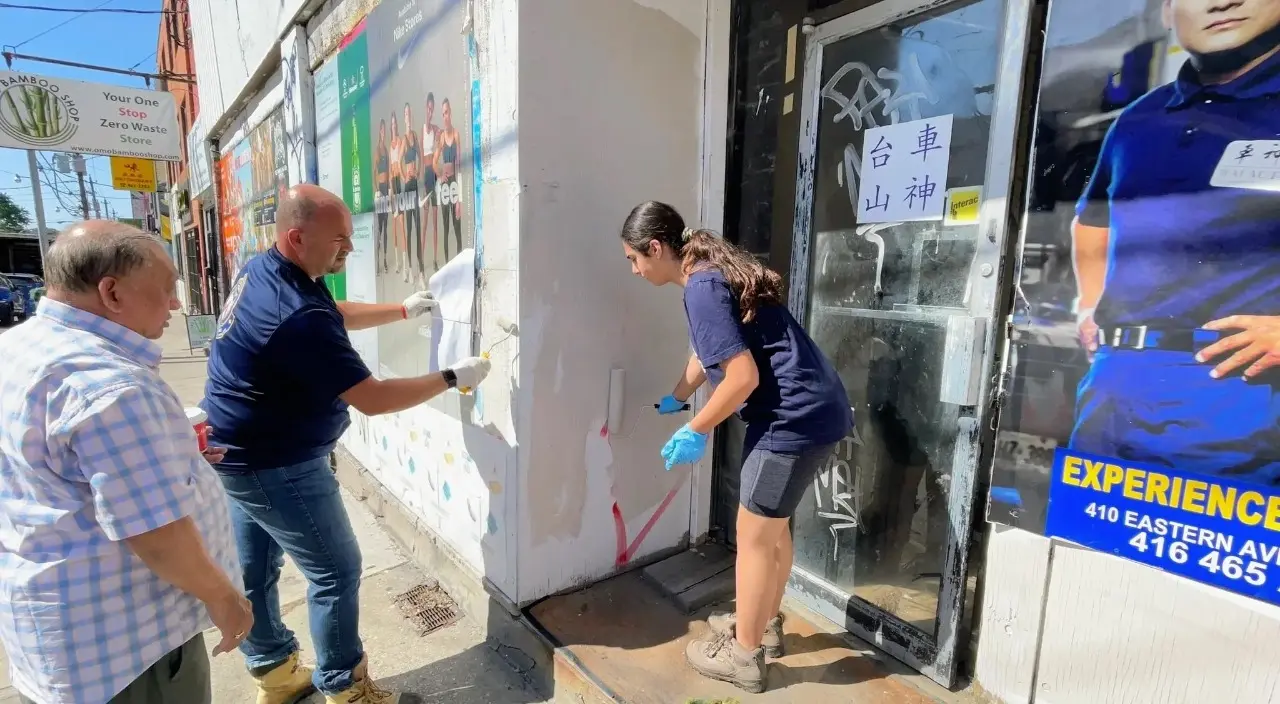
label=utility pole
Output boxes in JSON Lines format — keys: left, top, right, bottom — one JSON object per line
{"left": 88, "top": 173, "right": 102, "bottom": 219}
{"left": 26, "top": 151, "right": 50, "bottom": 264}
{"left": 72, "top": 154, "right": 90, "bottom": 220}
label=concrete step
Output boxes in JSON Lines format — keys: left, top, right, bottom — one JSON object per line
{"left": 525, "top": 571, "right": 946, "bottom": 704}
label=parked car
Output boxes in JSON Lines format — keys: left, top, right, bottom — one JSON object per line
{"left": 6, "top": 274, "right": 44, "bottom": 319}
{"left": 0, "top": 275, "right": 16, "bottom": 326}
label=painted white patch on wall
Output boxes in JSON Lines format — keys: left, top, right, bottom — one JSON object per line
{"left": 515, "top": 0, "right": 704, "bottom": 604}
{"left": 630, "top": 0, "right": 705, "bottom": 38}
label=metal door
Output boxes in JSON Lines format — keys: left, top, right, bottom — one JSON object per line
{"left": 786, "top": 0, "right": 1034, "bottom": 686}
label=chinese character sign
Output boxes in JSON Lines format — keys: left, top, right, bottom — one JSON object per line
{"left": 855, "top": 115, "right": 954, "bottom": 224}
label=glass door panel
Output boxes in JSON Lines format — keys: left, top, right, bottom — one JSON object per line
{"left": 787, "top": 0, "right": 1032, "bottom": 686}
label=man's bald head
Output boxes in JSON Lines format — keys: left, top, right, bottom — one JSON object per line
{"left": 275, "top": 184, "right": 354, "bottom": 278}
{"left": 43, "top": 220, "right": 178, "bottom": 339}
{"left": 276, "top": 184, "right": 347, "bottom": 231}
{"left": 45, "top": 220, "right": 168, "bottom": 295}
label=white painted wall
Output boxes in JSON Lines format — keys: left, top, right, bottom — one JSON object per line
{"left": 974, "top": 525, "right": 1280, "bottom": 703}
{"left": 188, "top": 0, "right": 311, "bottom": 123}
{"left": 216, "top": 70, "right": 285, "bottom": 154}
{"left": 514, "top": 0, "right": 708, "bottom": 603}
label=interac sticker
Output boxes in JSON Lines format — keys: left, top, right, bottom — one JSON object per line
{"left": 1046, "top": 448, "right": 1280, "bottom": 606}
{"left": 943, "top": 186, "right": 982, "bottom": 226}
{"left": 109, "top": 156, "right": 157, "bottom": 192}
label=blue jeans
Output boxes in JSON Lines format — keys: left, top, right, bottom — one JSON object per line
{"left": 218, "top": 457, "right": 364, "bottom": 695}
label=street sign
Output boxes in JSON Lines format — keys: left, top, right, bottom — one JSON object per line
{"left": 109, "top": 156, "right": 157, "bottom": 192}
{"left": 0, "top": 71, "right": 180, "bottom": 161}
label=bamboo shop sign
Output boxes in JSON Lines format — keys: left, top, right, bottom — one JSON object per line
{"left": 0, "top": 71, "right": 180, "bottom": 161}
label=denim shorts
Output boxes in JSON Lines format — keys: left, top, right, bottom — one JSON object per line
{"left": 739, "top": 442, "right": 838, "bottom": 518}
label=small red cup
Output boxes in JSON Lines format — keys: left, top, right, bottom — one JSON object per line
{"left": 186, "top": 407, "right": 209, "bottom": 452}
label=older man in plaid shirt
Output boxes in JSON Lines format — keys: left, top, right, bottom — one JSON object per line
{"left": 0, "top": 222, "right": 253, "bottom": 704}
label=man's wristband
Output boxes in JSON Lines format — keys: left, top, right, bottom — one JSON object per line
{"left": 401, "top": 305, "right": 409, "bottom": 320}
{"left": 442, "top": 368, "right": 458, "bottom": 389}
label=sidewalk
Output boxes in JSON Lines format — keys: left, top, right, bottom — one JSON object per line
{"left": 1, "top": 316, "right": 547, "bottom": 704}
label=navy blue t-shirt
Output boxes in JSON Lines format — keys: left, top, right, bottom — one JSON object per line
{"left": 683, "top": 269, "right": 852, "bottom": 452}
{"left": 203, "top": 248, "right": 372, "bottom": 470}
{"left": 1077, "top": 50, "right": 1280, "bottom": 329}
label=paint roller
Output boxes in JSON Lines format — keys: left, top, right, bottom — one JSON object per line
{"left": 458, "top": 316, "right": 518, "bottom": 394}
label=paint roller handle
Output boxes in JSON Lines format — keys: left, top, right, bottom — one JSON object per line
{"left": 654, "top": 395, "right": 691, "bottom": 414}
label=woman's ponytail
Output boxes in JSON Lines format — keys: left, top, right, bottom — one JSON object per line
{"left": 621, "top": 201, "right": 785, "bottom": 323}
{"left": 679, "top": 229, "right": 784, "bottom": 323}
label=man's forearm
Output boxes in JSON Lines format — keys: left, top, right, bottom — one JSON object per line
{"left": 337, "top": 301, "right": 407, "bottom": 330}
{"left": 1072, "top": 220, "right": 1110, "bottom": 310}
{"left": 126, "top": 517, "right": 238, "bottom": 605}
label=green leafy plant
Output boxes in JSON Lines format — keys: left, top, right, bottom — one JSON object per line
{"left": 0, "top": 193, "right": 31, "bottom": 233}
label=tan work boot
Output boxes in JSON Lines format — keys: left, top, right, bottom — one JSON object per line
{"left": 324, "top": 655, "right": 400, "bottom": 704}
{"left": 251, "top": 651, "right": 315, "bottom": 704}
{"left": 707, "top": 611, "right": 786, "bottom": 658}
{"left": 685, "top": 630, "right": 767, "bottom": 693}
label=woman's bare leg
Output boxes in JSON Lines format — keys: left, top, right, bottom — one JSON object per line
{"left": 734, "top": 508, "right": 790, "bottom": 650}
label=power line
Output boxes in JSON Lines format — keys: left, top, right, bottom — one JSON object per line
{"left": 1, "top": 3, "right": 173, "bottom": 13}
{"left": 2, "top": 50, "right": 197, "bottom": 84}
{"left": 129, "top": 50, "right": 157, "bottom": 71}
{"left": 13, "top": 0, "right": 115, "bottom": 48}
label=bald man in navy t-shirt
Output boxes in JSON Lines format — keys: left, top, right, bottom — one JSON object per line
{"left": 202, "top": 184, "right": 490, "bottom": 702}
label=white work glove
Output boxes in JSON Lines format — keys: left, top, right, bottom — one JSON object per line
{"left": 450, "top": 356, "right": 492, "bottom": 390}
{"left": 402, "top": 291, "right": 436, "bottom": 318}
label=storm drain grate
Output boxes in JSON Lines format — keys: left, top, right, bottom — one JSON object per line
{"left": 393, "top": 582, "right": 461, "bottom": 637}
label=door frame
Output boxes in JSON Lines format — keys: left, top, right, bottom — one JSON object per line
{"left": 785, "top": 0, "right": 1037, "bottom": 686}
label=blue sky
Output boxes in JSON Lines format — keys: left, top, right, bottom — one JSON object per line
{"left": 0, "top": 2, "right": 162, "bottom": 230}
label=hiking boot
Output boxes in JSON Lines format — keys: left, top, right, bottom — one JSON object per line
{"left": 684, "top": 630, "right": 767, "bottom": 693}
{"left": 707, "top": 611, "right": 786, "bottom": 658}
{"left": 324, "top": 656, "right": 400, "bottom": 704}
{"left": 250, "top": 651, "right": 315, "bottom": 704}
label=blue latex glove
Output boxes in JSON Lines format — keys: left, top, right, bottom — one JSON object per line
{"left": 656, "top": 394, "right": 687, "bottom": 415}
{"left": 661, "top": 424, "right": 708, "bottom": 471}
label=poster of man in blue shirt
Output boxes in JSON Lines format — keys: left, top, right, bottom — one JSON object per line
{"left": 986, "top": 0, "right": 1280, "bottom": 534}
{"left": 1070, "top": 0, "right": 1280, "bottom": 486}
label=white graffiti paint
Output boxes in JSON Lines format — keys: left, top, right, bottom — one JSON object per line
{"left": 822, "top": 55, "right": 936, "bottom": 131}
{"left": 821, "top": 54, "right": 939, "bottom": 214}
{"left": 813, "top": 424, "right": 867, "bottom": 561}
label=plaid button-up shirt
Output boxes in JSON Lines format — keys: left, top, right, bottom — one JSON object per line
{"left": 0, "top": 299, "right": 239, "bottom": 704}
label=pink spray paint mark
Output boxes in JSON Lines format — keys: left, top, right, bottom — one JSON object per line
{"left": 600, "top": 424, "right": 609, "bottom": 438}
{"left": 611, "top": 477, "right": 684, "bottom": 567}
{"left": 611, "top": 502, "right": 628, "bottom": 566}
{"left": 624, "top": 481, "right": 682, "bottom": 563}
